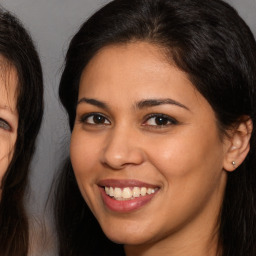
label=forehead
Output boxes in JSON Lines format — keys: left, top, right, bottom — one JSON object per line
{"left": 82, "top": 42, "right": 170, "bottom": 75}
{"left": 80, "top": 42, "right": 185, "bottom": 93}
{"left": 80, "top": 42, "right": 193, "bottom": 98}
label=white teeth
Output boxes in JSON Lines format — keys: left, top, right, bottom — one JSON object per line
{"left": 114, "top": 188, "right": 122, "bottom": 199}
{"left": 109, "top": 187, "right": 114, "bottom": 197}
{"left": 133, "top": 187, "right": 140, "bottom": 198}
{"left": 141, "top": 187, "right": 147, "bottom": 196}
{"left": 122, "top": 187, "right": 132, "bottom": 199}
{"left": 104, "top": 186, "right": 157, "bottom": 200}
{"left": 147, "top": 188, "right": 153, "bottom": 195}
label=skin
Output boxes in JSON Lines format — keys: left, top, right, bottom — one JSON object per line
{"left": 70, "top": 42, "right": 232, "bottom": 256}
{"left": 0, "top": 61, "right": 18, "bottom": 198}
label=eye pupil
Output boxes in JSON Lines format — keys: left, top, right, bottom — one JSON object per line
{"left": 93, "top": 115, "right": 105, "bottom": 124}
{"left": 155, "top": 117, "right": 168, "bottom": 125}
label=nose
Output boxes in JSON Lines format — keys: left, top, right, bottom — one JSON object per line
{"left": 100, "top": 127, "right": 145, "bottom": 170}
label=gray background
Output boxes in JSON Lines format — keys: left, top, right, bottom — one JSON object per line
{"left": 0, "top": 0, "right": 255, "bottom": 255}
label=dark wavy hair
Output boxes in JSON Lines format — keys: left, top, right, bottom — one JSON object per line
{"left": 0, "top": 7, "right": 43, "bottom": 256}
{"left": 56, "top": 0, "right": 256, "bottom": 255}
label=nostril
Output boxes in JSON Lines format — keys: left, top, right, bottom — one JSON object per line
{"left": 101, "top": 147, "right": 144, "bottom": 170}
{"left": 100, "top": 128, "right": 145, "bottom": 169}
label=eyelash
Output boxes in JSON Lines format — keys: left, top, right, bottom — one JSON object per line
{"left": 80, "top": 113, "right": 110, "bottom": 126}
{"left": 0, "top": 118, "right": 11, "bottom": 131}
{"left": 79, "top": 113, "right": 178, "bottom": 128}
{"left": 143, "top": 114, "right": 178, "bottom": 128}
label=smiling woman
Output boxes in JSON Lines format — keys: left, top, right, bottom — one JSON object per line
{"left": 71, "top": 43, "right": 230, "bottom": 249}
{"left": 55, "top": 0, "right": 256, "bottom": 255}
{"left": 0, "top": 8, "right": 43, "bottom": 256}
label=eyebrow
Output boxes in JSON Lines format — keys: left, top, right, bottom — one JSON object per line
{"left": 136, "top": 98, "right": 190, "bottom": 111}
{"left": 77, "top": 97, "right": 190, "bottom": 111}
{"left": 77, "top": 98, "right": 108, "bottom": 109}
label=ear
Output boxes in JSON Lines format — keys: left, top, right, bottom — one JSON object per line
{"left": 223, "top": 117, "right": 253, "bottom": 172}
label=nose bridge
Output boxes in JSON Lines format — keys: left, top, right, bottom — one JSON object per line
{"left": 101, "top": 124, "right": 144, "bottom": 169}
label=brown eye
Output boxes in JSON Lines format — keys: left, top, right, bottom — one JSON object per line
{"left": 80, "top": 113, "right": 111, "bottom": 125}
{"left": 93, "top": 115, "right": 107, "bottom": 124}
{"left": 143, "top": 114, "right": 177, "bottom": 127}
{"left": 154, "top": 116, "right": 169, "bottom": 125}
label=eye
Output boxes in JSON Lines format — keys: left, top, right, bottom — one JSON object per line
{"left": 0, "top": 118, "right": 11, "bottom": 131}
{"left": 143, "top": 114, "right": 177, "bottom": 127}
{"left": 80, "top": 113, "right": 111, "bottom": 125}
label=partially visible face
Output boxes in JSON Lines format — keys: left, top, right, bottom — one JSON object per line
{"left": 70, "top": 42, "right": 229, "bottom": 247}
{"left": 0, "top": 60, "right": 18, "bottom": 198}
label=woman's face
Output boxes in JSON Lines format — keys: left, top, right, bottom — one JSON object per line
{"left": 70, "top": 42, "right": 229, "bottom": 247}
{"left": 0, "top": 63, "right": 18, "bottom": 197}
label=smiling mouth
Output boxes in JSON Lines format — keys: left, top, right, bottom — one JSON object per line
{"left": 104, "top": 186, "right": 158, "bottom": 201}
{"left": 99, "top": 180, "right": 159, "bottom": 212}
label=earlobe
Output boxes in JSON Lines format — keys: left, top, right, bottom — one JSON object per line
{"left": 223, "top": 117, "right": 253, "bottom": 172}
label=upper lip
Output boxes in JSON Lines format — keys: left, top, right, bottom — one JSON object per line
{"left": 98, "top": 179, "right": 159, "bottom": 188}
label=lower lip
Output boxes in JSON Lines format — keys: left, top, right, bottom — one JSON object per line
{"left": 99, "top": 187, "right": 158, "bottom": 213}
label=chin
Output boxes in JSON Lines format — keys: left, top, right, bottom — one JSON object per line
{"left": 102, "top": 224, "right": 156, "bottom": 246}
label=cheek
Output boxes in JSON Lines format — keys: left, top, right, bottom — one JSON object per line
{"left": 145, "top": 129, "right": 227, "bottom": 227}
{"left": 70, "top": 130, "right": 100, "bottom": 183}
{"left": 147, "top": 126, "right": 225, "bottom": 186}
{"left": 70, "top": 130, "right": 105, "bottom": 214}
